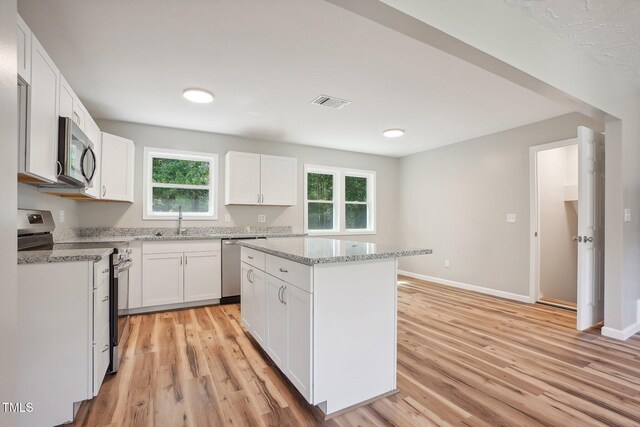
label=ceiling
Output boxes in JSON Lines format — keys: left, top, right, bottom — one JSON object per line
{"left": 505, "top": 0, "right": 640, "bottom": 90}
{"left": 18, "top": 0, "right": 572, "bottom": 157}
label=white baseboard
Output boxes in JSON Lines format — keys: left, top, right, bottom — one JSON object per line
{"left": 397, "top": 270, "right": 532, "bottom": 303}
{"left": 601, "top": 323, "right": 640, "bottom": 340}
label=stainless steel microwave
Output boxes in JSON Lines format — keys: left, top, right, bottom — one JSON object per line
{"left": 56, "top": 116, "right": 96, "bottom": 188}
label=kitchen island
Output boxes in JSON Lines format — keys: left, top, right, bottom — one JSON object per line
{"left": 237, "top": 237, "right": 431, "bottom": 417}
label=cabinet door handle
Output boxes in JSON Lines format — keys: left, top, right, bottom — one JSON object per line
{"left": 102, "top": 268, "right": 109, "bottom": 274}
{"left": 248, "top": 269, "right": 253, "bottom": 283}
{"left": 180, "top": 256, "right": 183, "bottom": 266}
{"left": 102, "top": 185, "right": 107, "bottom": 197}
{"left": 101, "top": 295, "right": 109, "bottom": 302}
{"left": 248, "top": 256, "right": 254, "bottom": 260}
{"left": 282, "top": 286, "right": 287, "bottom": 305}
{"left": 279, "top": 268, "right": 288, "bottom": 273}
{"left": 101, "top": 344, "right": 109, "bottom": 353}
{"left": 185, "top": 256, "right": 188, "bottom": 265}
{"left": 257, "top": 194, "right": 261, "bottom": 203}
{"left": 277, "top": 285, "right": 283, "bottom": 303}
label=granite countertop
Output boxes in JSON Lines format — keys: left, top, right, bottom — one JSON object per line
{"left": 237, "top": 237, "right": 432, "bottom": 265}
{"left": 56, "top": 232, "right": 305, "bottom": 243}
{"left": 19, "top": 227, "right": 305, "bottom": 264}
{"left": 18, "top": 247, "right": 114, "bottom": 265}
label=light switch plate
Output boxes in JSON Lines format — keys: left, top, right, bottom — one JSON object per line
{"left": 506, "top": 213, "right": 516, "bottom": 223}
{"left": 224, "top": 213, "right": 231, "bottom": 222}
{"left": 625, "top": 208, "right": 631, "bottom": 222}
{"left": 258, "top": 214, "right": 266, "bottom": 223}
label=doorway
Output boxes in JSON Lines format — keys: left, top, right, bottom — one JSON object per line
{"left": 529, "top": 127, "right": 605, "bottom": 331}
{"left": 535, "top": 142, "right": 579, "bottom": 310}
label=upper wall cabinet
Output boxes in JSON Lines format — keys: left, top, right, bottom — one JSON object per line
{"left": 20, "top": 34, "right": 60, "bottom": 184}
{"left": 59, "top": 75, "right": 87, "bottom": 131}
{"left": 101, "top": 132, "right": 135, "bottom": 202}
{"left": 16, "top": 14, "right": 31, "bottom": 84}
{"left": 225, "top": 151, "right": 297, "bottom": 206}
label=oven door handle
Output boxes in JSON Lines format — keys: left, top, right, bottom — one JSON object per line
{"left": 115, "top": 259, "right": 133, "bottom": 273}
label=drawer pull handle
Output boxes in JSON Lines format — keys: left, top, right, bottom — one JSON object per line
{"left": 102, "top": 268, "right": 109, "bottom": 274}
{"left": 102, "top": 295, "right": 109, "bottom": 302}
{"left": 279, "top": 268, "right": 288, "bottom": 273}
{"left": 101, "top": 344, "right": 109, "bottom": 353}
{"left": 248, "top": 256, "right": 254, "bottom": 259}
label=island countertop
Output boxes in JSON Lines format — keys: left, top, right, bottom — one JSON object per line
{"left": 237, "top": 237, "right": 432, "bottom": 265}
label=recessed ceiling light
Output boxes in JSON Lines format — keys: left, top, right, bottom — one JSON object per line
{"left": 383, "top": 128, "right": 404, "bottom": 138}
{"left": 183, "top": 88, "right": 214, "bottom": 104}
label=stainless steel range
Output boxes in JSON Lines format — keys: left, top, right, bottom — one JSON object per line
{"left": 17, "top": 208, "right": 132, "bottom": 373}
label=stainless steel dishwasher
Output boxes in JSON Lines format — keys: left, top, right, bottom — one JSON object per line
{"left": 221, "top": 237, "right": 265, "bottom": 304}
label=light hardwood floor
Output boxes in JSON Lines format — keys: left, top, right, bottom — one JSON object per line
{"left": 71, "top": 277, "right": 640, "bottom": 426}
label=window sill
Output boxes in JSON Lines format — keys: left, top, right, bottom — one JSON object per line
{"left": 306, "top": 231, "right": 377, "bottom": 237}
{"left": 142, "top": 215, "right": 219, "bottom": 221}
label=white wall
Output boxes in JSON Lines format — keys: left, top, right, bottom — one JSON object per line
{"left": 538, "top": 145, "right": 578, "bottom": 303}
{"left": 397, "top": 113, "right": 600, "bottom": 298}
{"left": 1, "top": 0, "right": 19, "bottom": 421}
{"left": 77, "top": 120, "right": 400, "bottom": 244}
{"left": 18, "top": 184, "right": 82, "bottom": 229}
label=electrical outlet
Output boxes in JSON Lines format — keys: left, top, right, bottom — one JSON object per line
{"left": 625, "top": 208, "right": 631, "bottom": 222}
{"left": 506, "top": 213, "right": 516, "bottom": 223}
{"left": 257, "top": 214, "right": 266, "bottom": 223}
{"left": 444, "top": 259, "right": 450, "bottom": 268}
{"left": 59, "top": 210, "right": 65, "bottom": 224}
{"left": 224, "top": 213, "right": 231, "bottom": 222}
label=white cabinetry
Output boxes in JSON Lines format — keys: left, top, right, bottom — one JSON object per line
{"left": 142, "top": 252, "right": 184, "bottom": 306}
{"left": 59, "top": 74, "right": 87, "bottom": 131}
{"left": 16, "top": 14, "right": 31, "bottom": 83}
{"left": 240, "top": 247, "right": 397, "bottom": 415}
{"left": 285, "top": 282, "right": 312, "bottom": 400}
{"left": 101, "top": 132, "right": 135, "bottom": 202}
{"left": 142, "top": 240, "right": 221, "bottom": 309}
{"left": 184, "top": 251, "right": 222, "bottom": 302}
{"left": 241, "top": 260, "right": 267, "bottom": 346}
{"left": 225, "top": 152, "right": 261, "bottom": 204}
{"left": 225, "top": 151, "right": 297, "bottom": 206}
{"left": 22, "top": 34, "right": 59, "bottom": 183}
{"left": 92, "top": 257, "right": 111, "bottom": 396}
{"left": 266, "top": 274, "right": 288, "bottom": 368}
{"left": 241, "top": 248, "right": 312, "bottom": 402}
{"left": 17, "top": 256, "right": 115, "bottom": 426}
{"left": 241, "top": 262, "right": 254, "bottom": 329}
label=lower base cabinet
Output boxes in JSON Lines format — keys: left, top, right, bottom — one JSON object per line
{"left": 284, "top": 282, "right": 312, "bottom": 399}
{"left": 242, "top": 252, "right": 313, "bottom": 403}
{"left": 266, "top": 275, "right": 288, "bottom": 368}
{"left": 141, "top": 240, "right": 221, "bottom": 309}
{"left": 241, "top": 248, "right": 398, "bottom": 416}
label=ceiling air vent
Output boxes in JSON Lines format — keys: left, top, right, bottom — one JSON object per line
{"left": 310, "top": 94, "right": 351, "bottom": 109}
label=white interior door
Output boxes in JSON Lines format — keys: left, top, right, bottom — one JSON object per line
{"left": 576, "top": 126, "right": 605, "bottom": 331}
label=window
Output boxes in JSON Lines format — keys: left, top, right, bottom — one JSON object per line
{"left": 143, "top": 148, "right": 218, "bottom": 220}
{"left": 304, "top": 165, "right": 375, "bottom": 234}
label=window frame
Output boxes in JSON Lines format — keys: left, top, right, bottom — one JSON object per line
{"left": 143, "top": 147, "right": 218, "bottom": 221}
{"left": 304, "top": 164, "right": 376, "bottom": 235}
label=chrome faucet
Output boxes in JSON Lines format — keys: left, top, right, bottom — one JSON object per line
{"left": 177, "top": 206, "right": 183, "bottom": 235}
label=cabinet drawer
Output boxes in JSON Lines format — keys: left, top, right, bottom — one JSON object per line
{"left": 266, "top": 255, "right": 312, "bottom": 293}
{"left": 93, "top": 280, "right": 110, "bottom": 340}
{"left": 241, "top": 247, "right": 265, "bottom": 271}
{"left": 94, "top": 257, "right": 110, "bottom": 289}
{"left": 93, "top": 323, "right": 110, "bottom": 396}
{"left": 143, "top": 240, "right": 221, "bottom": 255}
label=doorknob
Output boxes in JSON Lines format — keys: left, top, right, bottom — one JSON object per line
{"left": 583, "top": 236, "right": 594, "bottom": 243}
{"left": 572, "top": 236, "right": 582, "bottom": 242}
